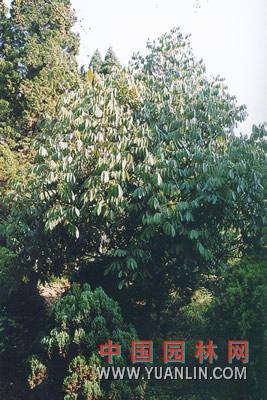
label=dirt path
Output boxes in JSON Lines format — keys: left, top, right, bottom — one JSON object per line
{"left": 39, "top": 280, "right": 70, "bottom": 314}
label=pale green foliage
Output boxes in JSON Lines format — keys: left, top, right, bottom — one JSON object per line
{"left": 14, "top": 28, "right": 264, "bottom": 301}
{"left": 28, "top": 356, "right": 47, "bottom": 389}
{"left": 89, "top": 49, "right": 103, "bottom": 73}
{"left": 63, "top": 355, "right": 101, "bottom": 400}
{"left": 100, "top": 46, "right": 121, "bottom": 75}
{"left": 1, "top": 24, "right": 266, "bottom": 400}
{"left": 29, "top": 283, "right": 140, "bottom": 399}
{"left": 2, "top": 29, "right": 264, "bottom": 325}
{"left": 0, "top": 144, "right": 19, "bottom": 184}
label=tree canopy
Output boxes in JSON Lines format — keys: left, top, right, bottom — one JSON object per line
{"left": 5, "top": 29, "right": 265, "bottom": 310}
{"left": 89, "top": 49, "right": 103, "bottom": 73}
{"left": 0, "top": 0, "right": 80, "bottom": 138}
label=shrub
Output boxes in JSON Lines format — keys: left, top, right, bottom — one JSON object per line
{"left": 209, "top": 254, "right": 267, "bottom": 399}
{"left": 29, "top": 283, "right": 143, "bottom": 400}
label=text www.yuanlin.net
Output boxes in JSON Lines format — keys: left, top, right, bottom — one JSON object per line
{"left": 98, "top": 366, "right": 247, "bottom": 381}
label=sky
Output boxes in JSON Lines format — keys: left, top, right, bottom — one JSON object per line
{"left": 72, "top": 0, "right": 267, "bottom": 134}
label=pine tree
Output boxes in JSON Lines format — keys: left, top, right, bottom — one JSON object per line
{"left": 0, "top": 1, "right": 21, "bottom": 139}
{"left": 100, "top": 46, "right": 121, "bottom": 75}
{"left": 89, "top": 49, "right": 103, "bottom": 73}
{"left": 0, "top": 0, "right": 80, "bottom": 137}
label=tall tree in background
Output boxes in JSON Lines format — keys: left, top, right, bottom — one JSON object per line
{"left": 100, "top": 46, "right": 121, "bottom": 75}
{"left": 0, "top": 1, "right": 21, "bottom": 140}
{"left": 0, "top": 0, "right": 81, "bottom": 193}
{"left": 0, "top": 0, "right": 80, "bottom": 138}
{"left": 89, "top": 49, "right": 103, "bottom": 73}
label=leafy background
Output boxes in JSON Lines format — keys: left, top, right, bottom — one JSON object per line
{"left": 0, "top": 1, "right": 266, "bottom": 399}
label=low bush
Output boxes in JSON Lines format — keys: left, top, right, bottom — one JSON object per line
{"left": 29, "top": 283, "right": 144, "bottom": 400}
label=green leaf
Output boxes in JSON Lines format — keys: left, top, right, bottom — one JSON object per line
{"left": 126, "top": 257, "right": 138, "bottom": 270}
{"left": 96, "top": 203, "right": 102, "bottom": 216}
{"left": 163, "top": 222, "right": 176, "bottom": 237}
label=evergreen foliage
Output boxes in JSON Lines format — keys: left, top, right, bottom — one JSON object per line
{"left": 0, "top": 0, "right": 80, "bottom": 137}
{"left": 89, "top": 49, "right": 103, "bottom": 73}
{"left": 100, "top": 46, "right": 121, "bottom": 75}
{"left": 29, "top": 284, "right": 142, "bottom": 400}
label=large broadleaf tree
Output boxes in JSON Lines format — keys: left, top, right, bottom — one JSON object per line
{"left": 3, "top": 28, "right": 266, "bottom": 323}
